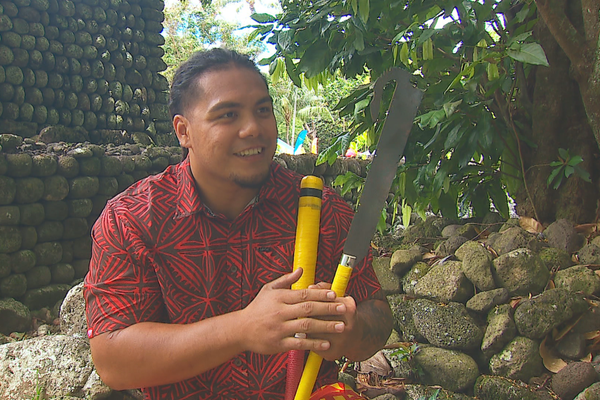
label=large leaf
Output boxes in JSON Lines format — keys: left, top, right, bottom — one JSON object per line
{"left": 508, "top": 43, "right": 549, "bottom": 66}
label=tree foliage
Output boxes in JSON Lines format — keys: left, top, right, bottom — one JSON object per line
{"left": 251, "top": 0, "right": 600, "bottom": 223}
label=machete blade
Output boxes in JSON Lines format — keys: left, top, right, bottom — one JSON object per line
{"left": 342, "top": 68, "right": 423, "bottom": 263}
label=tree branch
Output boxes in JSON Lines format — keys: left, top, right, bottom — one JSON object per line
{"left": 581, "top": 0, "right": 600, "bottom": 43}
{"left": 534, "top": 0, "right": 592, "bottom": 76}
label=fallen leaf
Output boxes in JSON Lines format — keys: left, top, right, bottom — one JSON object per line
{"left": 553, "top": 315, "right": 583, "bottom": 341}
{"left": 584, "top": 331, "right": 600, "bottom": 340}
{"left": 546, "top": 280, "right": 555, "bottom": 290}
{"left": 580, "top": 353, "right": 593, "bottom": 362}
{"left": 520, "top": 216, "right": 544, "bottom": 234}
{"left": 510, "top": 297, "right": 523, "bottom": 309}
{"left": 422, "top": 252, "right": 437, "bottom": 260}
{"left": 540, "top": 336, "right": 567, "bottom": 373}
{"left": 355, "top": 351, "right": 393, "bottom": 377}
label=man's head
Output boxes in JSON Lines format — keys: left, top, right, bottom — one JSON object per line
{"left": 170, "top": 48, "right": 278, "bottom": 193}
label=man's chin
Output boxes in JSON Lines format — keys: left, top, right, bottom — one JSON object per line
{"left": 231, "top": 170, "right": 270, "bottom": 189}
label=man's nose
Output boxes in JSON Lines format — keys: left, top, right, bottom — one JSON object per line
{"left": 239, "top": 115, "right": 260, "bottom": 138}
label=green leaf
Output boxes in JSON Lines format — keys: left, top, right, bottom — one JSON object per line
{"left": 488, "top": 182, "right": 509, "bottom": 219}
{"left": 574, "top": 165, "right": 591, "bottom": 182}
{"left": 354, "top": 29, "right": 365, "bottom": 51}
{"left": 507, "top": 43, "right": 549, "bottom": 67}
{"left": 351, "top": 0, "right": 358, "bottom": 15}
{"left": 443, "top": 100, "right": 462, "bottom": 118}
{"left": 284, "top": 56, "right": 302, "bottom": 87}
{"left": 547, "top": 166, "right": 563, "bottom": 188}
{"left": 565, "top": 165, "right": 574, "bottom": 177}
{"left": 358, "top": 0, "right": 369, "bottom": 24}
{"left": 251, "top": 13, "right": 277, "bottom": 23}
{"left": 298, "top": 43, "right": 331, "bottom": 78}
{"left": 402, "top": 198, "right": 411, "bottom": 228}
{"left": 567, "top": 155, "right": 583, "bottom": 166}
{"left": 400, "top": 42, "right": 409, "bottom": 67}
{"left": 558, "top": 148, "right": 569, "bottom": 160}
{"left": 444, "top": 123, "right": 464, "bottom": 149}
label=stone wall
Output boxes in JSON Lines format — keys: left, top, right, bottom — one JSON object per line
{"left": 0, "top": 138, "right": 369, "bottom": 322}
{"left": 0, "top": 0, "right": 173, "bottom": 146}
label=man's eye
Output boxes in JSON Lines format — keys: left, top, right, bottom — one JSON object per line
{"left": 258, "top": 107, "right": 272, "bottom": 114}
{"left": 221, "top": 112, "right": 236, "bottom": 118}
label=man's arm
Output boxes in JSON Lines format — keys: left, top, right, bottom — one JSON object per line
{"left": 90, "top": 269, "right": 348, "bottom": 390}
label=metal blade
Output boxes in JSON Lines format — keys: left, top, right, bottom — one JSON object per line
{"left": 343, "top": 68, "right": 423, "bottom": 263}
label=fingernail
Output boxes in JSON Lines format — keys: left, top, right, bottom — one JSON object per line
{"left": 336, "top": 304, "right": 346, "bottom": 312}
{"left": 327, "top": 291, "right": 336, "bottom": 299}
{"left": 335, "top": 322, "right": 344, "bottom": 332}
{"left": 321, "top": 341, "right": 330, "bottom": 350}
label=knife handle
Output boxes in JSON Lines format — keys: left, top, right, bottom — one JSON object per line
{"left": 294, "top": 261, "right": 354, "bottom": 400}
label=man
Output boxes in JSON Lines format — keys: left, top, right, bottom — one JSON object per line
{"left": 84, "top": 48, "right": 393, "bottom": 399}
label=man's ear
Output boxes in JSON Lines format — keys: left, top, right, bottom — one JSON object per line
{"left": 173, "top": 115, "right": 192, "bottom": 148}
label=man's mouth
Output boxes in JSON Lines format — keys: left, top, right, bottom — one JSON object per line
{"left": 236, "top": 147, "right": 263, "bottom": 157}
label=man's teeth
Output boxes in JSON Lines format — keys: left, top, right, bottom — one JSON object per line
{"left": 238, "top": 148, "right": 262, "bottom": 156}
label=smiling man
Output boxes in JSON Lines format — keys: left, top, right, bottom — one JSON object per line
{"left": 84, "top": 48, "right": 392, "bottom": 400}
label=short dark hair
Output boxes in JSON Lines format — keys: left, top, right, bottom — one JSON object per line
{"left": 169, "top": 48, "right": 268, "bottom": 120}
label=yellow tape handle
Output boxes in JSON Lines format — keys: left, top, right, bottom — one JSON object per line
{"left": 294, "top": 263, "right": 354, "bottom": 400}
{"left": 292, "top": 176, "right": 323, "bottom": 290}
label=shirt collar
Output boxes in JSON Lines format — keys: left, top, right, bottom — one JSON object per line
{"left": 173, "top": 158, "right": 284, "bottom": 220}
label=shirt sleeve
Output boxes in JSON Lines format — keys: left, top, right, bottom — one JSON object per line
{"left": 84, "top": 201, "right": 167, "bottom": 338}
{"left": 316, "top": 188, "right": 382, "bottom": 303}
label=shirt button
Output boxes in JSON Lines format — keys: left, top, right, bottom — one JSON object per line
{"left": 233, "top": 358, "right": 243, "bottom": 367}
{"left": 229, "top": 266, "right": 237, "bottom": 274}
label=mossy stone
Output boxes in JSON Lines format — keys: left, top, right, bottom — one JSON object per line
{"left": 20, "top": 283, "right": 70, "bottom": 310}
{"left": 31, "top": 154, "right": 57, "bottom": 177}
{"left": 79, "top": 157, "right": 101, "bottom": 176}
{"left": 25, "top": 265, "right": 50, "bottom": 289}
{"left": 34, "top": 241, "right": 62, "bottom": 265}
{"left": 0, "top": 253, "right": 11, "bottom": 278}
{"left": 18, "top": 203, "right": 44, "bottom": 226}
{"left": 5, "top": 153, "right": 32, "bottom": 177}
{"left": 57, "top": 155, "right": 79, "bottom": 178}
{"left": 50, "top": 262, "right": 74, "bottom": 283}
{"left": 43, "top": 200, "right": 68, "bottom": 221}
{"left": 67, "top": 199, "right": 92, "bottom": 218}
{"left": 90, "top": 194, "right": 110, "bottom": 218}
{"left": 116, "top": 173, "right": 135, "bottom": 192}
{"left": 0, "top": 176, "right": 16, "bottom": 205}
{"left": 62, "top": 217, "right": 88, "bottom": 239}
{"left": 36, "top": 220, "right": 63, "bottom": 242}
{"left": 5, "top": 65, "right": 23, "bottom": 85}
{"left": 10, "top": 249, "right": 36, "bottom": 273}
{"left": 18, "top": 226, "right": 36, "bottom": 249}
{"left": 0, "top": 226, "right": 21, "bottom": 253}
{"left": 0, "top": 205, "right": 20, "bottom": 225}
{"left": 0, "top": 273, "right": 27, "bottom": 297}
{"left": 72, "top": 235, "right": 91, "bottom": 259}
{"left": 68, "top": 176, "right": 99, "bottom": 199}
{"left": 42, "top": 174, "right": 68, "bottom": 201}
{"left": 71, "top": 258, "right": 89, "bottom": 279}
{"left": 98, "top": 176, "right": 118, "bottom": 196}
{"left": 15, "top": 177, "right": 44, "bottom": 204}
{"left": 60, "top": 240, "right": 73, "bottom": 263}
{"left": 0, "top": 45, "right": 14, "bottom": 65}
{"left": 3, "top": 32, "right": 22, "bottom": 48}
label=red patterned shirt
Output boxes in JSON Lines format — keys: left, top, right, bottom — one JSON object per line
{"left": 84, "top": 158, "right": 382, "bottom": 399}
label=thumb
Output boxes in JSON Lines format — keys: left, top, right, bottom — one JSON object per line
{"left": 269, "top": 268, "right": 303, "bottom": 290}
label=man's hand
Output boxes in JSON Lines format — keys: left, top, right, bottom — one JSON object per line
{"left": 239, "top": 268, "right": 348, "bottom": 355}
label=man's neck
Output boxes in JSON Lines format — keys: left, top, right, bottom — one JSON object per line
{"left": 196, "top": 182, "right": 260, "bottom": 220}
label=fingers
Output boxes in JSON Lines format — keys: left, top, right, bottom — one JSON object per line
{"left": 308, "top": 282, "right": 332, "bottom": 290}
{"left": 267, "top": 267, "right": 303, "bottom": 290}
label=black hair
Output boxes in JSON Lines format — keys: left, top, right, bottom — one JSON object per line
{"left": 169, "top": 48, "right": 268, "bottom": 160}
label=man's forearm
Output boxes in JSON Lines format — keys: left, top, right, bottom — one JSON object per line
{"left": 346, "top": 294, "right": 393, "bottom": 361}
{"left": 91, "top": 310, "right": 247, "bottom": 390}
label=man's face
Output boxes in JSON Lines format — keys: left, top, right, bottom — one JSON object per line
{"left": 175, "top": 66, "right": 278, "bottom": 190}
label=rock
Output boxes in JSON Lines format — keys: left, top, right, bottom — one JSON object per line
{"left": 413, "top": 346, "right": 480, "bottom": 392}
{"left": 0, "top": 298, "right": 31, "bottom": 335}
{"left": 404, "top": 385, "right": 476, "bottom": 399}
{"left": 60, "top": 282, "right": 87, "bottom": 339}
{"left": 390, "top": 246, "right": 422, "bottom": 276}
{"left": 456, "top": 223, "right": 479, "bottom": 240}
{"left": 574, "top": 382, "right": 600, "bottom": 400}
{"left": 20, "top": 283, "right": 71, "bottom": 310}
{"left": 492, "top": 248, "right": 549, "bottom": 296}
{"left": 481, "top": 304, "right": 517, "bottom": 358}
{"left": 556, "top": 332, "right": 588, "bottom": 360}
{"left": 387, "top": 295, "right": 425, "bottom": 342}
{"left": 551, "top": 362, "right": 599, "bottom": 400}
{"left": 403, "top": 220, "right": 441, "bottom": 245}
{"left": 466, "top": 288, "right": 510, "bottom": 314}
{"left": 544, "top": 219, "right": 584, "bottom": 254}
{"left": 455, "top": 241, "right": 496, "bottom": 291}
{"left": 514, "top": 288, "right": 589, "bottom": 339}
{"left": 0, "top": 335, "right": 111, "bottom": 399}
{"left": 538, "top": 247, "right": 573, "bottom": 271}
{"left": 441, "top": 224, "right": 462, "bottom": 238}
{"left": 402, "top": 261, "right": 431, "bottom": 295}
{"left": 474, "top": 375, "right": 547, "bottom": 400}
{"left": 489, "top": 336, "right": 543, "bottom": 383}
{"left": 372, "top": 257, "right": 402, "bottom": 295}
{"left": 486, "top": 226, "right": 535, "bottom": 255}
{"left": 412, "top": 299, "right": 483, "bottom": 350}
{"left": 578, "top": 244, "right": 600, "bottom": 265}
{"left": 383, "top": 347, "right": 418, "bottom": 380}
{"left": 554, "top": 265, "right": 600, "bottom": 296}
{"left": 413, "top": 260, "right": 473, "bottom": 303}
{"left": 435, "top": 235, "right": 468, "bottom": 257}
{"left": 481, "top": 212, "right": 505, "bottom": 234}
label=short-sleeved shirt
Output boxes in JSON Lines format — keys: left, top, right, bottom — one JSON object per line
{"left": 84, "top": 158, "right": 382, "bottom": 400}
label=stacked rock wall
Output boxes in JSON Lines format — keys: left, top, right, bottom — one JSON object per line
{"left": 0, "top": 141, "right": 368, "bottom": 321}
{"left": 0, "top": 0, "right": 173, "bottom": 146}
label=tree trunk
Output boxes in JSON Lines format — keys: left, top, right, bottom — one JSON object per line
{"left": 516, "top": 6, "right": 600, "bottom": 224}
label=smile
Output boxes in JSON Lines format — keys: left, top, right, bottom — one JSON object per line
{"left": 236, "top": 148, "right": 263, "bottom": 157}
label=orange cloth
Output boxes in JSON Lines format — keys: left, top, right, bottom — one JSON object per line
{"left": 309, "top": 383, "right": 365, "bottom": 400}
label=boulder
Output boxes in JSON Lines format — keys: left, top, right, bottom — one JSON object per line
{"left": 390, "top": 246, "right": 422, "bottom": 276}
{"left": 474, "top": 375, "right": 547, "bottom": 400}
{"left": 402, "top": 261, "right": 431, "bottom": 295}
{"left": 577, "top": 243, "right": 600, "bottom": 265}
{"left": 412, "top": 299, "right": 483, "bottom": 350}
{"left": 544, "top": 219, "right": 584, "bottom": 254}
{"left": 60, "top": 282, "right": 87, "bottom": 339}
{"left": 0, "top": 335, "right": 110, "bottom": 399}
{"left": 413, "top": 346, "right": 480, "bottom": 392}
{"left": 404, "top": 385, "right": 475, "bottom": 399}
{"left": 492, "top": 248, "right": 549, "bottom": 296}
{"left": 574, "top": 382, "right": 600, "bottom": 400}
{"left": 554, "top": 265, "right": 600, "bottom": 296}
{"left": 514, "top": 288, "right": 589, "bottom": 339}
{"left": 489, "top": 336, "right": 543, "bottom": 383}
{"left": 486, "top": 226, "right": 535, "bottom": 255}
{"left": 435, "top": 235, "right": 468, "bottom": 257}
{"left": 413, "top": 260, "right": 473, "bottom": 303}
{"left": 466, "top": 288, "right": 510, "bottom": 314}
{"left": 387, "top": 295, "right": 425, "bottom": 342}
{"left": 455, "top": 240, "right": 496, "bottom": 291}
{"left": 372, "top": 257, "right": 402, "bottom": 295}
{"left": 551, "top": 362, "right": 599, "bottom": 400}
{"left": 538, "top": 247, "right": 573, "bottom": 271}
{"left": 481, "top": 304, "right": 517, "bottom": 358}
{"left": 0, "top": 298, "right": 31, "bottom": 335}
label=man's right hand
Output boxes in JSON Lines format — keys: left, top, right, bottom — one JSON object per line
{"left": 239, "top": 268, "right": 347, "bottom": 355}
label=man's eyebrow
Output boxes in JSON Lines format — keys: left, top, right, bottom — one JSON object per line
{"left": 208, "top": 96, "right": 273, "bottom": 113}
